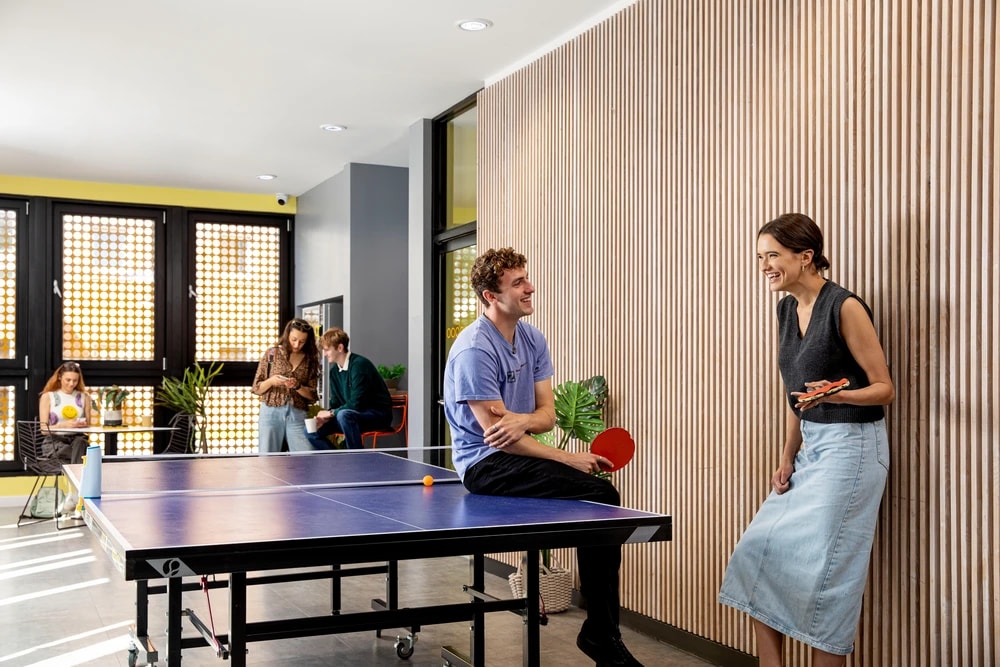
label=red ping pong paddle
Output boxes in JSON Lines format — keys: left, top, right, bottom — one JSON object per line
{"left": 796, "top": 378, "right": 850, "bottom": 404}
{"left": 590, "top": 427, "right": 635, "bottom": 472}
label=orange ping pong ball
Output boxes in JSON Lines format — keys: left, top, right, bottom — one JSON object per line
{"left": 422, "top": 475, "right": 434, "bottom": 487}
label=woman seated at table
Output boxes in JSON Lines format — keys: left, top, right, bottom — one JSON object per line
{"left": 39, "top": 362, "right": 92, "bottom": 513}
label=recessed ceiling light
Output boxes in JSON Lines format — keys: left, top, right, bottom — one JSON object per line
{"left": 320, "top": 124, "right": 347, "bottom": 132}
{"left": 256, "top": 174, "right": 277, "bottom": 181}
{"left": 458, "top": 18, "right": 493, "bottom": 32}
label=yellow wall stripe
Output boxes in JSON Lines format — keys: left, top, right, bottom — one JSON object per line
{"left": 0, "top": 174, "right": 295, "bottom": 213}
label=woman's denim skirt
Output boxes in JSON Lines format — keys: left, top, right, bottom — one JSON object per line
{"left": 718, "top": 419, "right": 889, "bottom": 655}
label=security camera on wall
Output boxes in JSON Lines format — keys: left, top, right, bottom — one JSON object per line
{"left": 275, "top": 193, "right": 288, "bottom": 206}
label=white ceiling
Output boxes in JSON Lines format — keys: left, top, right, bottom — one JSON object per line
{"left": 0, "top": 0, "right": 629, "bottom": 197}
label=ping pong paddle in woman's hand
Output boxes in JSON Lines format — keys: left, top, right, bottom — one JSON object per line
{"left": 590, "top": 428, "right": 635, "bottom": 472}
{"left": 796, "top": 378, "right": 850, "bottom": 404}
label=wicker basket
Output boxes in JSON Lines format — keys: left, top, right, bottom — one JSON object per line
{"left": 507, "top": 562, "right": 573, "bottom": 613}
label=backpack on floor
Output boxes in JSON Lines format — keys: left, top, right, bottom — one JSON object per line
{"left": 29, "top": 486, "right": 65, "bottom": 518}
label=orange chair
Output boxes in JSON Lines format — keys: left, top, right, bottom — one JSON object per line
{"left": 361, "top": 394, "right": 408, "bottom": 449}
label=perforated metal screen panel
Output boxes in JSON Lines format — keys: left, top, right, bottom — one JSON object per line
{"left": 194, "top": 223, "right": 281, "bottom": 362}
{"left": 61, "top": 213, "right": 156, "bottom": 361}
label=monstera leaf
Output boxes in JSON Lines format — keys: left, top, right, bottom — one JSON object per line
{"left": 580, "top": 374, "right": 609, "bottom": 411}
{"left": 553, "top": 380, "right": 605, "bottom": 449}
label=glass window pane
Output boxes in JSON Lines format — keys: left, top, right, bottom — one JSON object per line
{"left": 0, "top": 209, "right": 15, "bottom": 360}
{"left": 203, "top": 386, "right": 259, "bottom": 455}
{"left": 441, "top": 245, "right": 478, "bottom": 469}
{"left": 62, "top": 214, "right": 156, "bottom": 361}
{"left": 445, "top": 107, "right": 478, "bottom": 229}
{"left": 1, "top": 386, "right": 15, "bottom": 462}
{"left": 195, "top": 223, "right": 281, "bottom": 362}
{"left": 85, "top": 384, "right": 259, "bottom": 455}
{"left": 443, "top": 246, "right": 478, "bottom": 358}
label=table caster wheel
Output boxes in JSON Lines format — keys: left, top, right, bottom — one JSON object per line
{"left": 394, "top": 635, "right": 415, "bottom": 659}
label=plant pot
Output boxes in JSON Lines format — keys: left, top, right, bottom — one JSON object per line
{"left": 102, "top": 409, "right": 123, "bottom": 427}
{"left": 384, "top": 378, "right": 400, "bottom": 391}
{"left": 507, "top": 562, "right": 573, "bottom": 614}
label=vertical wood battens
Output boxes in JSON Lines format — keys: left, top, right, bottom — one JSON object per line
{"left": 477, "top": 1, "right": 997, "bottom": 664}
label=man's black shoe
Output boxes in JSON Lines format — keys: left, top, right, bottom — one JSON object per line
{"left": 576, "top": 631, "right": 644, "bottom": 667}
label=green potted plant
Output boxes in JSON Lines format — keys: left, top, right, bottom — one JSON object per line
{"left": 155, "top": 361, "right": 223, "bottom": 453}
{"left": 377, "top": 363, "right": 406, "bottom": 391}
{"left": 97, "top": 385, "right": 131, "bottom": 427}
{"left": 531, "top": 375, "right": 608, "bottom": 451}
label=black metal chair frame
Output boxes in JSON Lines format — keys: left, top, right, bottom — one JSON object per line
{"left": 163, "top": 412, "right": 195, "bottom": 454}
{"left": 16, "top": 420, "right": 79, "bottom": 530}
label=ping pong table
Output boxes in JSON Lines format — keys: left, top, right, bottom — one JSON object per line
{"left": 65, "top": 451, "right": 671, "bottom": 666}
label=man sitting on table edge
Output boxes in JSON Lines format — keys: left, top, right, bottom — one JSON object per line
{"left": 305, "top": 328, "right": 393, "bottom": 450}
{"left": 443, "top": 247, "right": 643, "bottom": 667}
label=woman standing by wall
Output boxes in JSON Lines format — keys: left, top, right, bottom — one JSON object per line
{"left": 719, "top": 213, "right": 895, "bottom": 667}
{"left": 252, "top": 318, "right": 319, "bottom": 452}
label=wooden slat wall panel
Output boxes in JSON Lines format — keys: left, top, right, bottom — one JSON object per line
{"left": 477, "top": 0, "right": 998, "bottom": 665}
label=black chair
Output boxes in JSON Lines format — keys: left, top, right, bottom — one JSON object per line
{"left": 16, "top": 421, "right": 75, "bottom": 530}
{"left": 163, "top": 413, "right": 195, "bottom": 454}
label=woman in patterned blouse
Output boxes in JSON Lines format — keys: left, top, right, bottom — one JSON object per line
{"left": 252, "top": 319, "right": 320, "bottom": 452}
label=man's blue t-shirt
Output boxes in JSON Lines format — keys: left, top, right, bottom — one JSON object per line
{"left": 443, "top": 315, "right": 554, "bottom": 479}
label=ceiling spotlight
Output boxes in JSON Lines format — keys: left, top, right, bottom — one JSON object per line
{"left": 458, "top": 18, "right": 493, "bottom": 32}
{"left": 320, "top": 124, "right": 347, "bottom": 132}
{"left": 256, "top": 174, "right": 277, "bottom": 181}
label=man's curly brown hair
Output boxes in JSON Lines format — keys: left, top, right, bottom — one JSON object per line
{"left": 470, "top": 247, "right": 527, "bottom": 306}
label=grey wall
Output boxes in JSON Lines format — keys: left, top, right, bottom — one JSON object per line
{"left": 295, "top": 162, "right": 409, "bottom": 390}
{"left": 346, "top": 163, "right": 408, "bottom": 375}
{"left": 294, "top": 168, "right": 350, "bottom": 309}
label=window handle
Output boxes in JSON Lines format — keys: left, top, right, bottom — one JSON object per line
{"left": 188, "top": 285, "right": 199, "bottom": 299}
{"left": 52, "top": 279, "right": 62, "bottom": 298}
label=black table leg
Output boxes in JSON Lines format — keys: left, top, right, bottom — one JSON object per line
{"left": 471, "top": 554, "right": 486, "bottom": 666}
{"left": 387, "top": 560, "right": 399, "bottom": 609}
{"left": 166, "top": 577, "right": 182, "bottom": 665}
{"left": 129, "top": 579, "right": 159, "bottom": 665}
{"left": 229, "top": 572, "right": 247, "bottom": 666}
{"left": 330, "top": 563, "right": 341, "bottom": 613}
{"left": 134, "top": 580, "right": 149, "bottom": 641}
{"left": 524, "top": 549, "right": 540, "bottom": 667}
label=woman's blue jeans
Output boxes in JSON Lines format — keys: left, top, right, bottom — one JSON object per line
{"left": 258, "top": 402, "right": 314, "bottom": 453}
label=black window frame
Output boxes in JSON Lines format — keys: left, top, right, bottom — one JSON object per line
{"left": 430, "top": 93, "right": 479, "bottom": 464}
{"left": 0, "top": 194, "right": 294, "bottom": 471}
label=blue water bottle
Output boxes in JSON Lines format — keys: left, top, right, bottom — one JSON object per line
{"left": 81, "top": 444, "right": 102, "bottom": 498}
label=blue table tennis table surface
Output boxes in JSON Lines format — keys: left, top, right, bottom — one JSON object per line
{"left": 65, "top": 451, "right": 671, "bottom": 667}
{"left": 67, "top": 451, "right": 671, "bottom": 581}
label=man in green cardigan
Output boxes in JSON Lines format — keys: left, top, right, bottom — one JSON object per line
{"left": 306, "top": 328, "right": 392, "bottom": 450}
